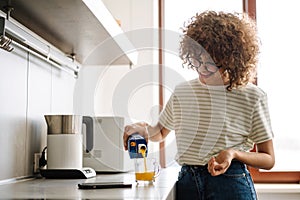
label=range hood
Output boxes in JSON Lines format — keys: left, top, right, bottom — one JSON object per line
{"left": 0, "top": 0, "right": 138, "bottom": 66}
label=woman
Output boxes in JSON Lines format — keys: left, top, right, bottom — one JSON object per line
{"left": 123, "top": 11, "right": 275, "bottom": 200}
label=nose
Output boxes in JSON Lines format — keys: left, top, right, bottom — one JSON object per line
{"left": 198, "top": 65, "right": 211, "bottom": 75}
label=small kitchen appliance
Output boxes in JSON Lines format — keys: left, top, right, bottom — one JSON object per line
{"left": 83, "top": 116, "right": 132, "bottom": 172}
{"left": 40, "top": 114, "right": 96, "bottom": 179}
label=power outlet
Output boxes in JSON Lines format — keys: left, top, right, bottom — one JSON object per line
{"left": 33, "top": 153, "right": 41, "bottom": 173}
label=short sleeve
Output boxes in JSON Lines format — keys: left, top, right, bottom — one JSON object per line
{"left": 159, "top": 93, "right": 175, "bottom": 131}
{"left": 249, "top": 93, "right": 274, "bottom": 144}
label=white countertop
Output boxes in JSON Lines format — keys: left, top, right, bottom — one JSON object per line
{"left": 255, "top": 183, "right": 300, "bottom": 193}
{"left": 255, "top": 183, "right": 300, "bottom": 200}
{"left": 0, "top": 167, "right": 180, "bottom": 199}
{"left": 1, "top": 166, "right": 300, "bottom": 199}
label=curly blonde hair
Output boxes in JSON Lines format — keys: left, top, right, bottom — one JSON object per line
{"left": 180, "top": 11, "right": 260, "bottom": 91}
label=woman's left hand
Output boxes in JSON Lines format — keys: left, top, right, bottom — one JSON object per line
{"left": 207, "top": 149, "right": 236, "bottom": 176}
{"left": 123, "top": 122, "right": 148, "bottom": 150}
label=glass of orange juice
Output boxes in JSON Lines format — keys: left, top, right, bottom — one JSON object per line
{"left": 134, "top": 157, "right": 160, "bottom": 182}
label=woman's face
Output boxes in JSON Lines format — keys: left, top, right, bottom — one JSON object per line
{"left": 197, "top": 54, "right": 220, "bottom": 78}
{"left": 190, "top": 51, "right": 226, "bottom": 85}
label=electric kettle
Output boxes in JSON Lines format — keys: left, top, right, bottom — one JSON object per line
{"left": 42, "top": 115, "right": 96, "bottom": 179}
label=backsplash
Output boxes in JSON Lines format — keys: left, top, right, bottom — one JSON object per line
{"left": 0, "top": 45, "right": 76, "bottom": 181}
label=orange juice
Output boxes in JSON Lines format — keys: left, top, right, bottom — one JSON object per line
{"left": 140, "top": 147, "right": 146, "bottom": 158}
{"left": 135, "top": 171, "right": 155, "bottom": 181}
{"left": 140, "top": 148, "right": 147, "bottom": 172}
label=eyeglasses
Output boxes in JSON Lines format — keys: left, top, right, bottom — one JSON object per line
{"left": 187, "top": 57, "right": 222, "bottom": 73}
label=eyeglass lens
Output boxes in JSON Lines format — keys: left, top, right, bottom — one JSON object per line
{"left": 188, "top": 57, "right": 219, "bottom": 73}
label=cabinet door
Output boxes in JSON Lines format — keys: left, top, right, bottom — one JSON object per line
{"left": 0, "top": 46, "right": 27, "bottom": 180}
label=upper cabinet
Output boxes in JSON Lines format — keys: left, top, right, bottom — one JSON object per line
{"left": 0, "top": 0, "right": 138, "bottom": 65}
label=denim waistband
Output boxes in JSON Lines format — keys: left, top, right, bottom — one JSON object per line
{"left": 182, "top": 160, "right": 246, "bottom": 171}
{"left": 182, "top": 164, "right": 207, "bottom": 170}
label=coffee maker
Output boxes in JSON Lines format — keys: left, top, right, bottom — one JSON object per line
{"left": 40, "top": 115, "right": 96, "bottom": 179}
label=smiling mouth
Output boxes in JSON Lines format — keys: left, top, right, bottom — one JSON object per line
{"left": 200, "top": 72, "right": 214, "bottom": 78}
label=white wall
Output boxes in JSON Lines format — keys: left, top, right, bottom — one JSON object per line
{"left": 0, "top": 0, "right": 157, "bottom": 181}
{"left": 0, "top": 45, "right": 28, "bottom": 180}
{"left": 74, "top": 0, "right": 160, "bottom": 157}
{"left": 0, "top": 43, "right": 76, "bottom": 181}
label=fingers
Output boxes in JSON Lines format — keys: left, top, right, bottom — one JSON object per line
{"left": 123, "top": 133, "right": 129, "bottom": 151}
{"left": 207, "top": 157, "right": 230, "bottom": 176}
{"left": 207, "top": 157, "right": 218, "bottom": 175}
{"left": 123, "top": 125, "right": 134, "bottom": 150}
{"left": 123, "top": 123, "right": 146, "bottom": 150}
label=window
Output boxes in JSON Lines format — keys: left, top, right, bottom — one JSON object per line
{"left": 248, "top": 0, "right": 300, "bottom": 183}
{"left": 162, "top": 0, "right": 300, "bottom": 182}
{"left": 256, "top": 0, "right": 300, "bottom": 172}
{"left": 163, "top": 0, "right": 243, "bottom": 167}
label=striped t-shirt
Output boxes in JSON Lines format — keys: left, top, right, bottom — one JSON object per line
{"left": 159, "top": 78, "right": 274, "bottom": 166}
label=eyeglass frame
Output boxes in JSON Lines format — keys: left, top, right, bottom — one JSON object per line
{"left": 186, "top": 56, "right": 222, "bottom": 73}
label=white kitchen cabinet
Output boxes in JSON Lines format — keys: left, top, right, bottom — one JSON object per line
{"left": 0, "top": 0, "right": 137, "bottom": 66}
{"left": 75, "top": 2, "right": 159, "bottom": 130}
{"left": 102, "top": 0, "right": 157, "bottom": 65}
{"left": 80, "top": 1, "right": 160, "bottom": 158}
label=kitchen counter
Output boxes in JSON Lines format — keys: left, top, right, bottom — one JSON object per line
{"left": 255, "top": 183, "right": 300, "bottom": 200}
{"left": 0, "top": 167, "right": 180, "bottom": 199}
{"left": 1, "top": 166, "right": 300, "bottom": 199}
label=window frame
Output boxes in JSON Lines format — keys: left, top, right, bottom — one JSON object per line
{"left": 243, "top": 0, "right": 300, "bottom": 183}
{"left": 158, "top": 0, "right": 300, "bottom": 183}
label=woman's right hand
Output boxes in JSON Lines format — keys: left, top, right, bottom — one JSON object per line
{"left": 123, "top": 122, "right": 148, "bottom": 150}
{"left": 207, "top": 149, "right": 235, "bottom": 176}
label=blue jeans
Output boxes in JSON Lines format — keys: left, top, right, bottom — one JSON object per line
{"left": 176, "top": 161, "right": 257, "bottom": 200}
